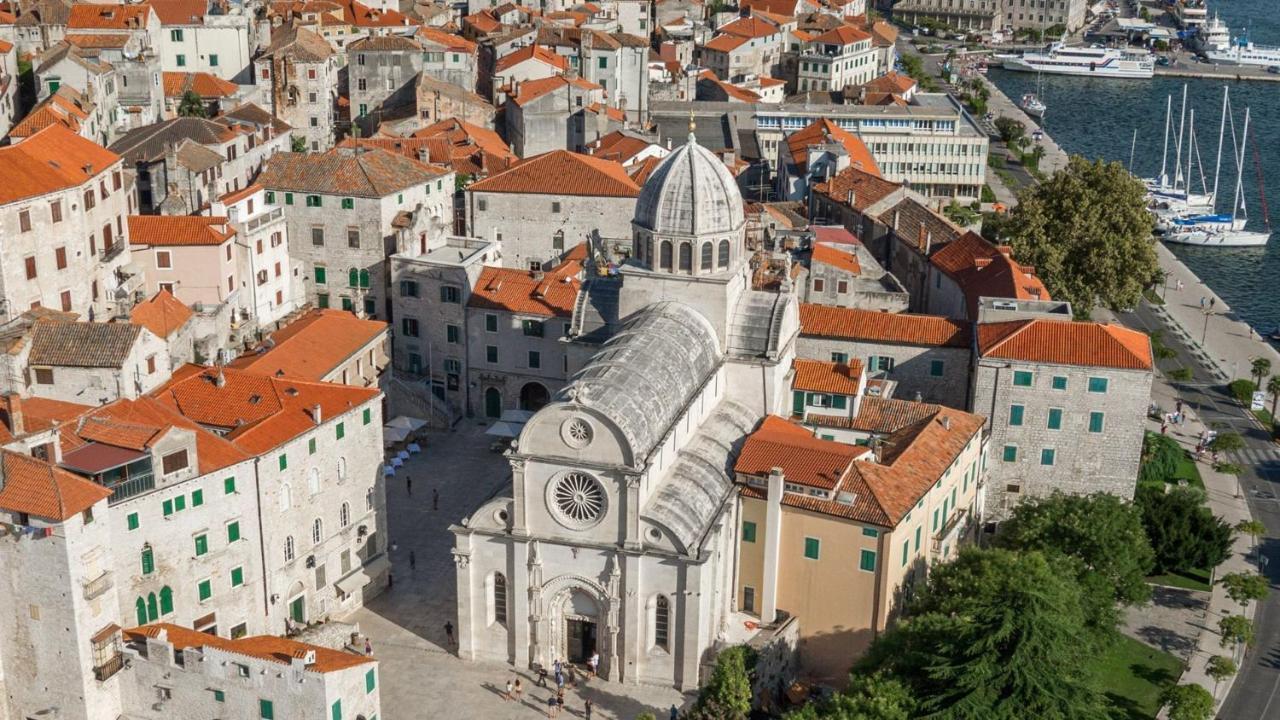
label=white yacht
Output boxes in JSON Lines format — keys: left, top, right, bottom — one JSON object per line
{"left": 999, "top": 41, "right": 1154, "bottom": 79}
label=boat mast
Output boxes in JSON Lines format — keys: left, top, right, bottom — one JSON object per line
{"left": 1212, "top": 86, "right": 1227, "bottom": 211}
{"left": 1173, "top": 84, "right": 1187, "bottom": 190}
{"left": 1129, "top": 128, "right": 1137, "bottom": 173}
{"left": 1159, "top": 94, "right": 1171, "bottom": 185}
{"left": 1234, "top": 107, "right": 1250, "bottom": 221}
{"left": 1185, "top": 109, "right": 1194, "bottom": 201}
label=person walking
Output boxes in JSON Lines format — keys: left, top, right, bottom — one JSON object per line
{"left": 537, "top": 666, "right": 548, "bottom": 687}
{"left": 444, "top": 621, "right": 454, "bottom": 647}
{"left": 513, "top": 678, "right": 524, "bottom": 701}
{"left": 364, "top": 638, "right": 373, "bottom": 656}
{"left": 433, "top": 488, "right": 439, "bottom": 511}
{"left": 547, "top": 694, "right": 558, "bottom": 718}
{"left": 587, "top": 652, "right": 599, "bottom": 678}
{"left": 406, "top": 475, "right": 412, "bottom": 496}
{"left": 556, "top": 692, "right": 565, "bottom": 717}
{"left": 584, "top": 698, "right": 593, "bottom": 720}
{"left": 670, "top": 705, "right": 679, "bottom": 720}
{"left": 409, "top": 550, "right": 416, "bottom": 571}
{"left": 504, "top": 679, "right": 514, "bottom": 701}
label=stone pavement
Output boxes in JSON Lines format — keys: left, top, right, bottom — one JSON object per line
{"left": 976, "top": 75, "right": 1070, "bottom": 177}
{"left": 338, "top": 421, "right": 687, "bottom": 720}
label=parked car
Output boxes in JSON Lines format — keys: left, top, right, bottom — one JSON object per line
{"left": 1267, "top": 65, "right": 1280, "bottom": 74}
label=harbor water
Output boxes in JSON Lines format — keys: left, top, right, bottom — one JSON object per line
{"left": 986, "top": 0, "right": 1280, "bottom": 332}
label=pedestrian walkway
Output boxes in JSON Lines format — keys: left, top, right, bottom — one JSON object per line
{"left": 976, "top": 75, "right": 1070, "bottom": 177}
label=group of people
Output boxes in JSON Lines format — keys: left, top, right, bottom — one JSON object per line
{"left": 502, "top": 656, "right": 602, "bottom": 718}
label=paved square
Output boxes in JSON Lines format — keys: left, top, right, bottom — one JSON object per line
{"left": 340, "top": 422, "right": 688, "bottom": 719}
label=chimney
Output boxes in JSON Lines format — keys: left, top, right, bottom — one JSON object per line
{"left": 214, "top": 365, "right": 226, "bottom": 387}
{"left": 311, "top": 404, "right": 323, "bottom": 425}
{"left": 6, "top": 394, "right": 23, "bottom": 436}
{"left": 941, "top": 415, "right": 951, "bottom": 431}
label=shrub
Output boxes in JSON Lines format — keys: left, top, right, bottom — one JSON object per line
{"left": 1228, "top": 379, "right": 1256, "bottom": 405}
{"left": 1139, "top": 432, "right": 1181, "bottom": 485}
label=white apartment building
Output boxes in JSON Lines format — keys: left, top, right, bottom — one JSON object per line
{"left": 796, "top": 24, "right": 879, "bottom": 93}
{"left": 0, "top": 125, "right": 141, "bottom": 320}
{"left": 152, "top": 0, "right": 257, "bottom": 83}
{"left": 213, "top": 184, "right": 303, "bottom": 328}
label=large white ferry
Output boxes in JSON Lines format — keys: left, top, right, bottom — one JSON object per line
{"left": 998, "top": 41, "right": 1154, "bottom": 79}
{"left": 1200, "top": 14, "right": 1280, "bottom": 66}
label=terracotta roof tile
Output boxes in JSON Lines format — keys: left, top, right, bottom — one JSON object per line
{"left": 495, "top": 44, "right": 567, "bottom": 73}
{"left": 468, "top": 149, "right": 638, "bottom": 197}
{"left": 78, "top": 397, "right": 249, "bottom": 474}
{"left": 792, "top": 358, "right": 863, "bottom": 395}
{"left": 809, "top": 395, "right": 937, "bottom": 433}
{"left": 162, "top": 71, "right": 238, "bottom": 99}
{"left": 467, "top": 253, "right": 582, "bottom": 317}
{"left": 810, "top": 242, "right": 860, "bottom": 274}
{"left": 130, "top": 289, "right": 193, "bottom": 339}
{"left": 977, "top": 319, "right": 1153, "bottom": 370}
{"left": 720, "top": 16, "right": 782, "bottom": 38}
{"left": 0, "top": 124, "right": 119, "bottom": 205}
{"left": 586, "top": 131, "right": 656, "bottom": 165}
{"left": 128, "top": 215, "right": 234, "bottom": 247}
{"left": 228, "top": 309, "right": 387, "bottom": 382}
{"left": 257, "top": 148, "right": 446, "bottom": 197}
{"left": 736, "top": 416, "right": 862, "bottom": 491}
{"left": 8, "top": 89, "right": 91, "bottom": 139}
{"left": 703, "top": 33, "right": 749, "bottom": 52}
{"left": 28, "top": 320, "right": 142, "bottom": 368}
{"left": 799, "top": 304, "right": 970, "bottom": 347}
{"left": 0, "top": 396, "right": 92, "bottom": 442}
{"left": 861, "top": 71, "right": 916, "bottom": 95}
{"left": 810, "top": 23, "right": 871, "bottom": 45}
{"left": 415, "top": 25, "right": 477, "bottom": 52}
{"left": 929, "top": 232, "right": 1049, "bottom": 318}
{"left": 68, "top": 3, "right": 155, "bottom": 29}
{"left": 785, "top": 118, "right": 879, "bottom": 176}
{"left": 510, "top": 74, "right": 601, "bottom": 106}
{"left": 64, "top": 33, "right": 130, "bottom": 48}
{"left": 0, "top": 449, "right": 111, "bottom": 521}
{"left": 147, "top": 0, "right": 209, "bottom": 25}
{"left": 126, "top": 623, "right": 373, "bottom": 674}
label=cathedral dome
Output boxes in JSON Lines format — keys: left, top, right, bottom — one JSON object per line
{"left": 633, "top": 138, "right": 745, "bottom": 237}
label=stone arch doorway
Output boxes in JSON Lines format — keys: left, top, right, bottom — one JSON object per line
{"left": 519, "top": 382, "right": 550, "bottom": 411}
{"left": 484, "top": 387, "right": 502, "bottom": 418}
{"left": 554, "top": 588, "right": 601, "bottom": 665}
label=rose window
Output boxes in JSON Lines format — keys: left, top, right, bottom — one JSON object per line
{"left": 552, "top": 472, "right": 605, "bottom": 525}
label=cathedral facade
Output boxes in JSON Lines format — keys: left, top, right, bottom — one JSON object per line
{"left": 451, "top": 136, "right": 799, "bottom": 689}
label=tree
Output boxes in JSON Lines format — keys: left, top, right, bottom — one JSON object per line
{"left": 1160, "top": 683, "right": 1214, "bottom": 720}
{"left": 1219, "top": 614, "right": 1255, "bottom": 657}
{"left": 1267, "top": 376, "right": 1280, "bottom": 419}
{"left": 1252, "top": 358, "right": 1272, "bottom": 387}
{"left": 994, "top": 493, "right": 1153, "bottom": 632}
{"left": 1218, "top": 572, "right": 1269, "bottom": 609}
{"left": 784, "top": 672, "right": 914, "bottom": 720}
{"left": 994, "top": 116, "right": 1025, "bottom": 145}
{"left": 1205, "top": 655, "right": 1237, "bottom": 697}
{"left": 176, "top": 90, "right": 208, "bottom": 118}
{"left": 1236, "top": 519, "right": 1265, "bottom": 558}
{"left": 689, "top": 646, "right": 753, "bottom": 720}
{"left": 1209, "top": 432, "right": 1245, "bottom": 455}
{"left": 1138, "top": 486, "right": 1234, "bottom": 574}
{"left": 860, "top": 548, "right": 1109, "bottom": 720}
{"left": 1004, "top": 156, "right": 1157, "bottom": 314}
{"left": 290, "top": 135, "right": 308, "bottom": 153}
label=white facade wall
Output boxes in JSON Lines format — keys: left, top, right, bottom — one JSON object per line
{"left": 158, "top": 15, "right": 255, "bottom": 83}
{"left": 24, "top": 329, "right": 171, "bottom": 405}
{"left": 795, "top": 334, "right": 972, "bottom": 409}
{"left": 467, "top": 191, "right": 635, "bottom": 271}
{"left": 216, "top": 187, "right": 300, "bottom": 327}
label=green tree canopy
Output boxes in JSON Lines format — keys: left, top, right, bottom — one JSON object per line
{"left": 1218, "top": 572, "right": 1269, "bottom": 608}
{"left": 1252, "top": 358, "right": 1272, "bottom": 386}
{"left": 1205, "top": 655, "right": 1237, "bottom": 684}
{"left": 688, "top": 646, "right": 754, "bottom": 720}
{"left": 1161, "top": 683, "right": 1214, "bottom": 720}
{"left": 1138, "top": 486, "right": 1233, "bottom": 574}
{"left": 859, "top": 548, "right": 1110, "bottom": 720}
{"left": 994, "top": 493, "right": 1153, "bottom": 632}
{"left": 1004, "top": 155, "right": 1157, "bottom": 314}
{"left": 784, "top": 673, "right": 915, "bottom": 720}
{"left": 290, "top": 135, "right": 308, "bottom": 153}
{"left": 994, "top": 116, "right": 1026, "bottom": 145}
{"left": 176, "top": 90, "right": 208, "bottom": 118}
{"left": 1209, "top": 432, "right": 1244, "bottom": 454}
{"left": 1218, "top": 614, "right": 1255, "bottom": 650}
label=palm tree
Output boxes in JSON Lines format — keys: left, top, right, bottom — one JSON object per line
{"left": 1267, "top": 375, "right": 1280, "bottom": 419}
{"left": 1251, "top": 357, "right": 1272, "bottom": 387}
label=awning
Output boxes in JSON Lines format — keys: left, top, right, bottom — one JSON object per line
{"left": 382, "top": 426, "right": 411, "bottom": 446}
{"left": 385, "top": 416, "right": 427, "bottom": 432}
{"left": 485, "top": 421, "right": 523, "bottom": 438}
{"left": 499, "top": 409, "right": 535, "bottom": 424}
{"left": 60, "top": 443, "right": 148, "bottom": 474}
{"left": 334, "top": 556, "right": 391, "bottom": 596}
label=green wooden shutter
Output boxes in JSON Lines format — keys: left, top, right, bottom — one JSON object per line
{"left": 792, "top": 391, "right": 805, "bottom": 415}
{"left": 159, "top": 586, "right": 173, "bottom": 615}
{"left": 141, "top": 546, "right": 154, "bottom": 575}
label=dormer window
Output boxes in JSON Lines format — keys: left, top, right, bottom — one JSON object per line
{"left": 161, "top": 450, "right": 189, "bottom": 475}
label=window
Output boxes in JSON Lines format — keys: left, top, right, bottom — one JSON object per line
{"left": 194, "top": 534, "right": 208, "bottom": 556}
{"left": 743, "top": 586, "right": 756, "bottom": 612}
{"left": 366, "top": 668, "right": 376, "bottom": 693}
{"left": 1051, "top": 375, "right": 1068, "bottom": 390}
{"left": 528, "top": 351, "right": 541, "bottom": 369}
{"left": 831, "top": 352, "right": 849, "bottom": 364}
{"left": 50, "top": 200, "right": 62, "bottom": 222}
{"left": 34, "top": 368, "right": 53, "bottom": 384}
{"left": 1088, "top": 377, "right": 1109, "bottom": 393}
{"left": 1040, "top": 448, "right": 1056, "bottom": 466}
{"left": 446, "top": 324, "right": 460, "bottom": 343}
{"left": 308, "top": 438, "right": 317, "bottom": 454}
{"left": 278, "top": 454, "right": 288, "bottom": 471}
{"left": 284, "top": 193, "right": 293, "bottom": 205}
{"left": 803, "top": 537, "right": 820, "bottom": 560}
{"left": 19, "top": 209, "right": 30, "bottom": 232}
{"left": 340, "top": 502, "right": 350, "bottom": 528}
{"left": 141, "top": 545, "right": 154, "bottom": 574}
{"left": 306, "top": 195, "right": 322, "bottom": 207}
{"left": 363, "top": 408, "right": 372, "bottom": 425}
{"left": 24, "top": 256, "right": 36, "bottom": 280}
{"left": 485, "top": 314, "right": 498, "bottom": 332}
{"left": 174, "top": 496, "right": 186, "bottom": 512}
{"left": 214, "top": 690, "right": 225, "bottom": 703}
{"left": 440, "top": 286, "right": 460, "bottom": 303}
{"left": 1012, "top": 370, "right": 1033, "bottom": 386}
{"left": 311, "top": 227, "right": 324, "bottom": 246}
{"left": 347, "top": 229, "right": 360, "bottom": 248}
{"left": 742, "top": 520, "right": 757, "bottom": 543}
{"left": 862, "top": 527, "right": 878, "bottom": 538}
{"left": 261, "top": 699, "right": 275, "bottom": 719}
{"left": 477, "top": 198, "right": 487, "bottom": 212}
{"left": 335, "top": 422, "right": 345, "bottom": 440}
{"left": 1089, "top": 412, "right": 1105, "bottom": 433}
{"left": 718, "top": 239, "right": 730, "bottom": 268}
{"left": 902, "top": 540, "right": 910, "bottom": 566}
{"left": 813, "top": 278, "right": 825, "bottom": 292}
{"left": 401, "top": 318, "right": 419, "bottom": 337}
{"left": 170, "top": 29, "right": 183, "bottom": 41}
{"left": 284, "top": 536, "right": 295, "bottom": 563}
{"left": 859, "top": 549, "right": 876, "bottom": 572}
{"left": 176, "top": 54, "right": 186, "bottom": 67}
{"left": 1002, "top": 445, "right": 1017, "bottom": 462}
{"left": 486, "top": 345, "right": 498, "bottom": 363}
{"left": 312, "top": 517, "right": 323, "bottom": 544}
{"left": 1047, "top": 408, "right": 1062, "bottom": 430}
{"left": 332, "top": 700, "right": 342, "bottom": 720}
{"left": 493, "top": 572, "right": 508, "bottom": 625}
{"left": 224, "top": 476, "right": 236, "bottom": 494}
{"left": 198, "top": 579, "right": 212, "bottom": 601}
{"left": 1008, "top": 404, "right": 1024, "bottom": 426}
{"left": 399, "top": 279, "right": 419, "bottom": 297}
{"left": 227, "top": 521, "right": 241, "bottom": 543}
{"left": 654, "top": 595, "right": 670, "bottom": 649}
{"left": 930, "top": 359, "right": 945, "bottom": 377}
{"left": 522, "top": 319, "right": 544, "bottom": 337}
{"left": 163, "top": 499, "right": 173, "bottom": 517}
{"left": 210, "top": 54, "right": 218, "bottom": 67}
{"left": 231, "top": 566, "right": 244, "bottom": 587}
{"left": 678, "top": 242, "right": 692, "bottom": 271}
{"left": 127, "top": 512, "right": 139, "bottom": 531}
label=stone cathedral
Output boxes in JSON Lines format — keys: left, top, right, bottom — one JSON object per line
{"left": 451, "top": 135, "right": 799, "bottom": 689}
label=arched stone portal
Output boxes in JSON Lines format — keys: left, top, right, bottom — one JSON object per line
{"left": 537, "top": 575, "right": 614, "bottom": 679}
{"left": 519, "top": 382, "right": 550, "bottom": 411}
{"left": 484, "top": 387, "right": 502, "bottom": 418}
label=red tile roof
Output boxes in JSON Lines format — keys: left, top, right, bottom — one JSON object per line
{"left": 68, "top": 3, "right": 155, "bottom": 29}
{"left": 703, "top": 33, "right": 749, "bottom": 52}
{"left": 928, "top": 232, "right": 1049, "bottom": 318}
{"left": 813, "top": 164, "right": 900, "bottom": 212}
{"left": 152, "top": 365, "right": 380, "bottom": 455}
{"left": 0, "top": 449, "right": 111, "bottom": 521}
{"left": 130, "top": 289, "right": 193, "bottom": 339}
{"left": 0, "top": 125, "right": 119, "bottom": 205}
{"left": 736, "top": 416, "right": 862, "bottom": 491}
{"left": 228, "top": 309, "right": 387, "bottom": 382}
{"left": 861, "top": 71, "right": 916, "bottom": 95}
{"left": 126, "top": 623, "right": 374, "bottom": 674}
{"left": 162, "top": 71, "right": 238, "bottom": 99}
{"left": 64, "top": 33, "right": 130, "bottom": 49}
{"left": 799, "top": 304, "right": 970, "bottom": 347}
{"left": 415, "top": 25, "right": 477, "bottom": 52}
{"left": 468, "top": 149, "right": 639, "bottom": 197}
{"left": 0, "top": 396, "right": 93, "bottom": 444}
{"left": 719, "top": 15, "right": 782, "bottom": 38}
{"left": 510, "top": 74, "right": 600, "bottom": 106}
{"left": 977, "top": 319, "right": 1153, "bottom": 370}
{"left": 8, "top": 89, "right": 92, "bottom": 139}
{"left": 77, "top": 397, "right": 251, "bottom": 474}
{"left": 792, "top": 358, "right": 863, "bottom": 395}
{"left": 810, "top": 23, "right": 871, "bottom": 45}
{"left": 810, "top": 242, "right": 860, "bottom": 275}
{"left": 785, "top": 118, "right": 879, "bottom": 176}
{"left": 128, "top": 215, "right": 234, "bottom": 246}
{"left": 147, "top": 0, "right": 208, "bottom": 24}
{"left": 468, "top": 253, "right": 582, "bottom": 317}
{"left": 586, "top": 131, "right": 656, "bottom": 165}
{"left": 495, "top": 43, "right": 567, "bottom": 73}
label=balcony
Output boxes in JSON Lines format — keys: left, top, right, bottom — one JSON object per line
{"left": 245, "top": 206, "right": 284, "bottom": 233}
{"left": 101, "top": 241, "right": 126, "bottom": 263}
{"left": 106, "top": 470, "right": 155, "bottom": 505}
{"left": 93, "top": 654, "right": 125, "bottom": 682}
{"left": 83, "top": 570, "right": 114, "bottom": 601}
{"left": 931, "top": 507, "right": 970, "bottom": 555}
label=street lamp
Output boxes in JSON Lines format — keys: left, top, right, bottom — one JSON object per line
{"left": 1202, "top": 308, "right": 1212, "bottom": 345}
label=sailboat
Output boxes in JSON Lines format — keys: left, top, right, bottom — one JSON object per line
{"left": 1146, "top": 85, "right": 1214, "bottom": 213}
{"left": 1156, "top": 88, "right": 1239, "bottom": 232}
{"left": 1165, "top": 105, "right": 1270, "bottom": 247}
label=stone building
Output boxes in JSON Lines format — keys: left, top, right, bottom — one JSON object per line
{"left": 348, "top": 34, "right": 423, "bottom": 129}
{"left": 130, "top": 289, "right": 197, "bottom": 367}
{"left": 699, "top": 15, "right": 785, "bottom": 83}
{"left": 794, "top": 231, "right": 909, "bottom": 312}
{"left": 466, "top": 150, "right": 640, "bottom": 270}
{"left": 151, "top": 0, "right": 258, "bottom": 82}
{"left": 253, "top": 26, "right": 338, "bottom": 152}
{"left": 796, "top": 303, "right": 972, "bottom": 409}
{"left": 229, "top": 308, "right": 390, "bottom": 389}
{"left": 972, "top": 300, "right": 1153, "bottom": 519}
{"left": 892, "top": 0, "right": 1004, "bottom": 32}
{"left": 776, "top": 118, "right": 879, "bottom": 204}
{"left": 3, "top": 0, "right": 72, "bottom": 55}
{"left": 211, "top": 183, "right": 302, "bottom": 329}
{"left": 257, "top": 148, "right": 453, "bottom": 319}
{"left": 415, "top": 25, "right": 480, "bottom": 91}
{"left": 409, "top": 73, "right": 497, "bottom": 131}
{"left": 0, "top": 125, "right": 141, "bottom": 320}
{"left": 0, "top": 40, "right": 18, "bottom": 138}
{"left": 796, "top": 24, "right": 879, "bottom": 94}
{"left": 922, "top": 230, "right": 1050, "bottom": 321}
{"left": 452, "top": 135, "right": 801, "bottom": 690}
{"left": 127, "top": 215, "right": 242, "bottom": 310}
{"left": 33, "top": 42, "right": 119, "bottom": 145}
{"left": 504, "top": 75, "right": 605, "bottom": 157}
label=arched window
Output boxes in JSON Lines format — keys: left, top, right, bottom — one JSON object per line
{"left": 337, "top": 456, "right": 347, "bottom": 480}
{"left": 717, "top": 239, "right": 730, "bottom": 269}
{"left": 340, "top": 502, "right": 350, "bottom": 528}
{"left": 678, "top": 242, "right": 692, "bottom": 271}
{"left": 659, "top": 240, "right": 673, "bottom": 270}
{"left": 140, "top": 544, "right": 154, "bottom": 575}
{"left": 553, "top": 229, "right": 564, "bottom": 250}
{"left": 159, "top": 586, "right": 173, "bottom": 616}
{"left": 655, "top": 595, "right": 670, "bottom": 650}
{"left": 700, "top": 242, "right": 713, "bottom": 270}
{"left": 308, "top": 467, "right": 320, "bottom": 495}
{"left": 280, "top": 483, "right": 292, "bottom": 512}
{"left": 312, "top": 517, "right": 323, "bottom": 545}
{"left": 493, "top": 573, "right": 508, "bottom": 625}
{"left": 284, "top": 535, "right": 296, "bottom": 563}
{"left": 135, "top": 597, "right": 148, "bottom": 625}
{"left": 146, "top": 592, "right": 158, "bottom": 622}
